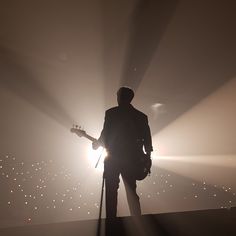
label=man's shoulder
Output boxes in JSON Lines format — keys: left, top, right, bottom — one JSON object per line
{"left": 105, "top": 106, "right": 119, "bottom": 116}
{"left": 106, "top": 106, "right": 119, "bottom": 113}
{"left": 132, "top": 107, "right": 148, "bottom": 119}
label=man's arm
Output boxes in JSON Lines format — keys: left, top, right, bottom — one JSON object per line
{"left": 92, "top": 111, "right": 109, "bottom": 150}
{"left": 143, "top": 116, "right": 153, "bottom": 157}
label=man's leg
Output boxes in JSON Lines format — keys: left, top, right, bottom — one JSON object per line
{"left": 122, "top": 172, "right": 141, "bottom": 216}
{"left": 104, "top": 160, "right": 120, "bottom": 218}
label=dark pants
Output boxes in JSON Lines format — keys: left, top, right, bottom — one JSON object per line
{"left": 104, "top": 158, "right": 141, "bottom": 218}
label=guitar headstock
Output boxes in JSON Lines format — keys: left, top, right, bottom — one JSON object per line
{"left": 70, "top": 125, "right": 87, "bottom": 137}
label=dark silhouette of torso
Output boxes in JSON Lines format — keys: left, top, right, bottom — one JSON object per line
{"left": 99, "top": 104, "right": 152, "bottom": 160}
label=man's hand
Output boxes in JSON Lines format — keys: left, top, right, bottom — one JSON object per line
{"left": 146, "top": 152, "right": 152, "bottom": 159}
{"left": 92, "top": 140, "right": 100, "bottom": 150}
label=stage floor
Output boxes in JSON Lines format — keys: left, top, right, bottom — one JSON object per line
{"left": 0, "top": 207, "right": 235, "bottom": 236}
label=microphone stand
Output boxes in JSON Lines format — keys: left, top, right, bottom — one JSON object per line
{"left": 96, "top": 149, "right": 105, "bottom": 236}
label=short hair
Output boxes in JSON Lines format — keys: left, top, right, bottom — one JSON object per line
{"left": 117, "top": 87, "right": 134, "bottom": 103}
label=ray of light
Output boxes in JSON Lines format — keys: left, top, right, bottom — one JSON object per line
{"left": 120, "top": 0, "right": 179, "bottom": 91}
{"left": 151, "top": 78, "right": 236, "bottom": 157}
{"left": 153, "top": 154, "right": 236, "bottom": 168}
{"left": 0, "top": 47, "right": 74, "bottom": 128}
{"left": 152, "top": 154, "right": 236, "bottom": 190}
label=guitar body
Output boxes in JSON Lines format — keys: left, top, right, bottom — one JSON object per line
{"left": 134, "top": 152, "right": 152, "bottom": 181}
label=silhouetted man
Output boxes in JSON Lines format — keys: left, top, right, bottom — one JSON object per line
{"left": 93, "top": 87, "right": 153, "bottom": 218}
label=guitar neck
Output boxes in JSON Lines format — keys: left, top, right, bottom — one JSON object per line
{"left": 83, "top": 133, "right": 97, "bottom": 143}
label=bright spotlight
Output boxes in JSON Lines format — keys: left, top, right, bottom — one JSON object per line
{"left": 87, "top": 147, "right": 107, "bottom": 172}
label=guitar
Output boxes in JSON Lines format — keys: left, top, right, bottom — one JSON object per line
{"left": 71, "top": 125, "right": 98, "bottom": 143}
{"left": 70, "top": 125, "right": 151, "bottom": 180}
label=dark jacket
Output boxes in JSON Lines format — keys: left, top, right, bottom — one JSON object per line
{"left": 99, "top": 104, "right": 153, "bottom": 160}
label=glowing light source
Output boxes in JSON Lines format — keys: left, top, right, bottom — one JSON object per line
{"left": 87, "top": 147, "right": 107, "bottom": 172}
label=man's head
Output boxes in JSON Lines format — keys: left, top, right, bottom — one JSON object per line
{"left": 117, "top": 87, "right": 134, "bottom": 106}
